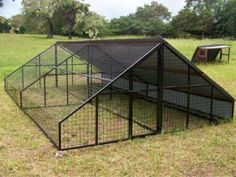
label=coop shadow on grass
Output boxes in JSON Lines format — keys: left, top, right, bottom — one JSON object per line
{"left": 4, "top": 39, "right": 234, "bottom": 150}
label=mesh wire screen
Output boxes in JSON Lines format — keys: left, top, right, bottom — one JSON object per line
{"left": 59, "top": 41, "right": 158, "bottom": 80}
{"left": 4, "top": 40, "right": 234, "bottom": 150}
{"left": 5, "top": 45, "right": 72, "bottom": 106}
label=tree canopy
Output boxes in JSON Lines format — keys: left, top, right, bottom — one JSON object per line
{"left": 110, "top": 2, "right": 172, "bottom": 36}
{"left": 214, "top": 0, "right": 236, "bottom": 37}
{"left": 57, "top": 0, "right": 89, "bottom": 39}
{"left": 22, "top": 0, "right": 59, "bottom": 38}
{"left": 1, "top": 0, "right": 236, "bottom": 38}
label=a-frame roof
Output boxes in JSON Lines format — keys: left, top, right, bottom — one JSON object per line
{"left": 58, "top": 39, "right": 161, "bottom": 77}
{"left": 57, "top": 38, "right": 234, "bottom": 103}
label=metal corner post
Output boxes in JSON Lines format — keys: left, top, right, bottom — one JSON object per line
{"left": 210, "top": 86, "right": 214, "bottom": 124}
{"left": 128, "top": 70, "right": 133, "bottom": 139}
{"left": 186, "top": 66, "right": 191, "bottom": 129}
{"left": 43, "top": 76, "right": 47, "bottom": 107}
{"left": 87, "top": 44, "right": 91, "bottom": 97}
{"left": 4, "top": 77, "right": 7, "bottom": 92}
{"left": 95, "top": 96, "right": 99, "bottom": 145}
{"left": 66, "top": 60, "right": 69, "bottom": 105}
{"left": 157, "top": 44, "right": 164, "bottom": 133}
{"left": 58, "top": 122, "right": 62, "bottom": 150}
{"left": 20, "top": 91, "right": 23, "bottom": 109}
{"left": 90, "top": 44, "right": 93, "bottom": 97}
{"left": 231, "top": 101, "right": 235, "bottom": 119}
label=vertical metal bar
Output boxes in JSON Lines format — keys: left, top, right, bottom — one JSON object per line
{"left": 4, "top": 77, "right": 7, "bottom": 92}
{"left": 146, "top": 84, "right": 149, "bottom": 96}
{"left": 109, "top": 54, "right": 113, "bottom": 100}
{"left": 220, "top": 49, "right": 222, "bottom": 61}
{"left": 210, "top": 86, "right": 214, "bottom": 124}
{"left": 90, "top": 45, "right": 93, "bottom": 96}
{"left": 39, "top": 54, "right": 42, "bottom": 87}
{"left": 20, "top": 91, "right": 23, "bottom": 109}
{"left": 22, "top": 66, "right": 24, "bottom": 89}
{"left": 95, "top": 96, "right": 99, "bottom": 145}
{"left": 71, "top": 56, "right": 74, "bottom": 86}
{"left": 66, "top": 60, "right": 69, "bottom": 105}
{"left": 58, "top": 122, "right": 62, "bottom": 150}
{"left": 156, "top": 45, "right": 164, "bottom": 134}
{"left": 186, "top": 66, "right": 191, "bottom": 129}
{"left": 128, "top": 70, "right": 133, "bottom": 139}
{"left": 109, "top": 84, "right": 113, "bottom": 100}
{"left": 231, "top": 101, "right": 235, "bottom": 119}
{"left": 87, "top": 45, "right": 90, "bottom": 97}
{"left": 43, "top": 76, "right": 47, "bottom": 107}
{"left": 55, "top": 44, "right": 58, "bottom": 87}
{"left": 228, "top": 47, "right": 230, "bottom": 63}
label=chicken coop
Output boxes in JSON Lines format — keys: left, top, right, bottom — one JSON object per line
{"left": 4, "top": 38, "right": 234, "bottom": 150}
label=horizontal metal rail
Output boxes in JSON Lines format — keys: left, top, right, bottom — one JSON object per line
{"left": 51, "top": 67, "right": 112, "bottom": 82}
{"left": 24, "top": 63, "right": 86, "bottom": 67}
{"left": 135, "top": 84, "right": 210, "bottom": 91}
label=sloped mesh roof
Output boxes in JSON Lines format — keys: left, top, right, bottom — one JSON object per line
{"left": 58, "top": 39, "right": 160, "bottom": 78}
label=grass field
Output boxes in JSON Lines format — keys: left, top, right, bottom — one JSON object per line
{"left": 0, "top": 34, "right": 236, "bottom": 176}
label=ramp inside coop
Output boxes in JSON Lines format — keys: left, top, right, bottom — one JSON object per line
{"left": 5, "top": 39, "right": 234, "bottom": 150}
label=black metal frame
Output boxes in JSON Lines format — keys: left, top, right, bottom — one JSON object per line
{"left": 4, "top": 38, "right": 235, "bottom": 150}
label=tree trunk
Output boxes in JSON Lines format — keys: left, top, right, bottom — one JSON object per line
{"left": 68, "top": 26, "right": 72, "bottom": 39}
{"left": 47, "top": 19, "right": 53, "bottom": 39}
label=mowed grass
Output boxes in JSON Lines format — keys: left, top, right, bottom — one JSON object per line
{"left": 0, "top": 34, "right": 236, "bottom": 176}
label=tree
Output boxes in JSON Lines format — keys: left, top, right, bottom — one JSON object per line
{"left": 75, "top": 12, "right": 109, "bottom": 38}
{"left": 185, "top": 0, "right": 221, "bottom": 9}
{"left": 0, "top": 16, "right": 10, "bottom": 33}
{"left": 57, "top": 0, "right": 89, "bottom": 39}
{"left": 171, "top": 0, "right": 223, "bottom": 36}
{"left": 171, "top": 8, "right": 199, "bottom": 35}
{"left": 142, "top": 18, "right": 167, "bottom": 36}
{"left": 135, "top": 1, "right": 171, "bottom": 21}
{"left": 22, "top": 0, "right": 59, "bottom": 38}
{"left": 9, "top": 14, "right": 26, "bottom": 33}
{"left": 109, "top": 1, "right": 172, "bottom": 36}
{"left": 215, "top": 0, "right": 236, "bottom": 37}
{"left": 23, "top": 11, "right": 46, "bottom": 34}
{"left": 134, "top": 1, "right": 171, "bottom": 36}
{"left": 109, "top": 15, "right": 142, "bottom": 35}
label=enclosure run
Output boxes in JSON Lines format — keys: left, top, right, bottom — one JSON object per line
{"left": 4, "top": 38, "right": 235, "bottom": 150}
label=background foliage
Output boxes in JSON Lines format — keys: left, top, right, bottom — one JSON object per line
{"left": 0, "top": 0, "right": 236, "bottom": 38}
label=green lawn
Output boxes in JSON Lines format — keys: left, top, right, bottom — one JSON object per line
{"left": 0, "top": 34, "right": 236, "bottom": 177}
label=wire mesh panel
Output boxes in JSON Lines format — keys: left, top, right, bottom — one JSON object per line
{"left": 212, "top": 88, "right": 234, "bottom": 119}
{"left": 5, "top": 44, "right": 73, "bottom": 105}
{"left": 4, "top": 68, "right": 23, "bottom": 105}
{"left": 60, "top": 102, "right": 96, "bottom": 149}
{"left": 131, "top": 51, "right": 159, "bottom": 136}
{"left": 97, "top": 89, "right": 129, "bottom": 143}
{"left": 21, "top": 56, "right": 109, "bottom": 147}
{"left": 162, "top": 46, "right": 208, "bottom": 132}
